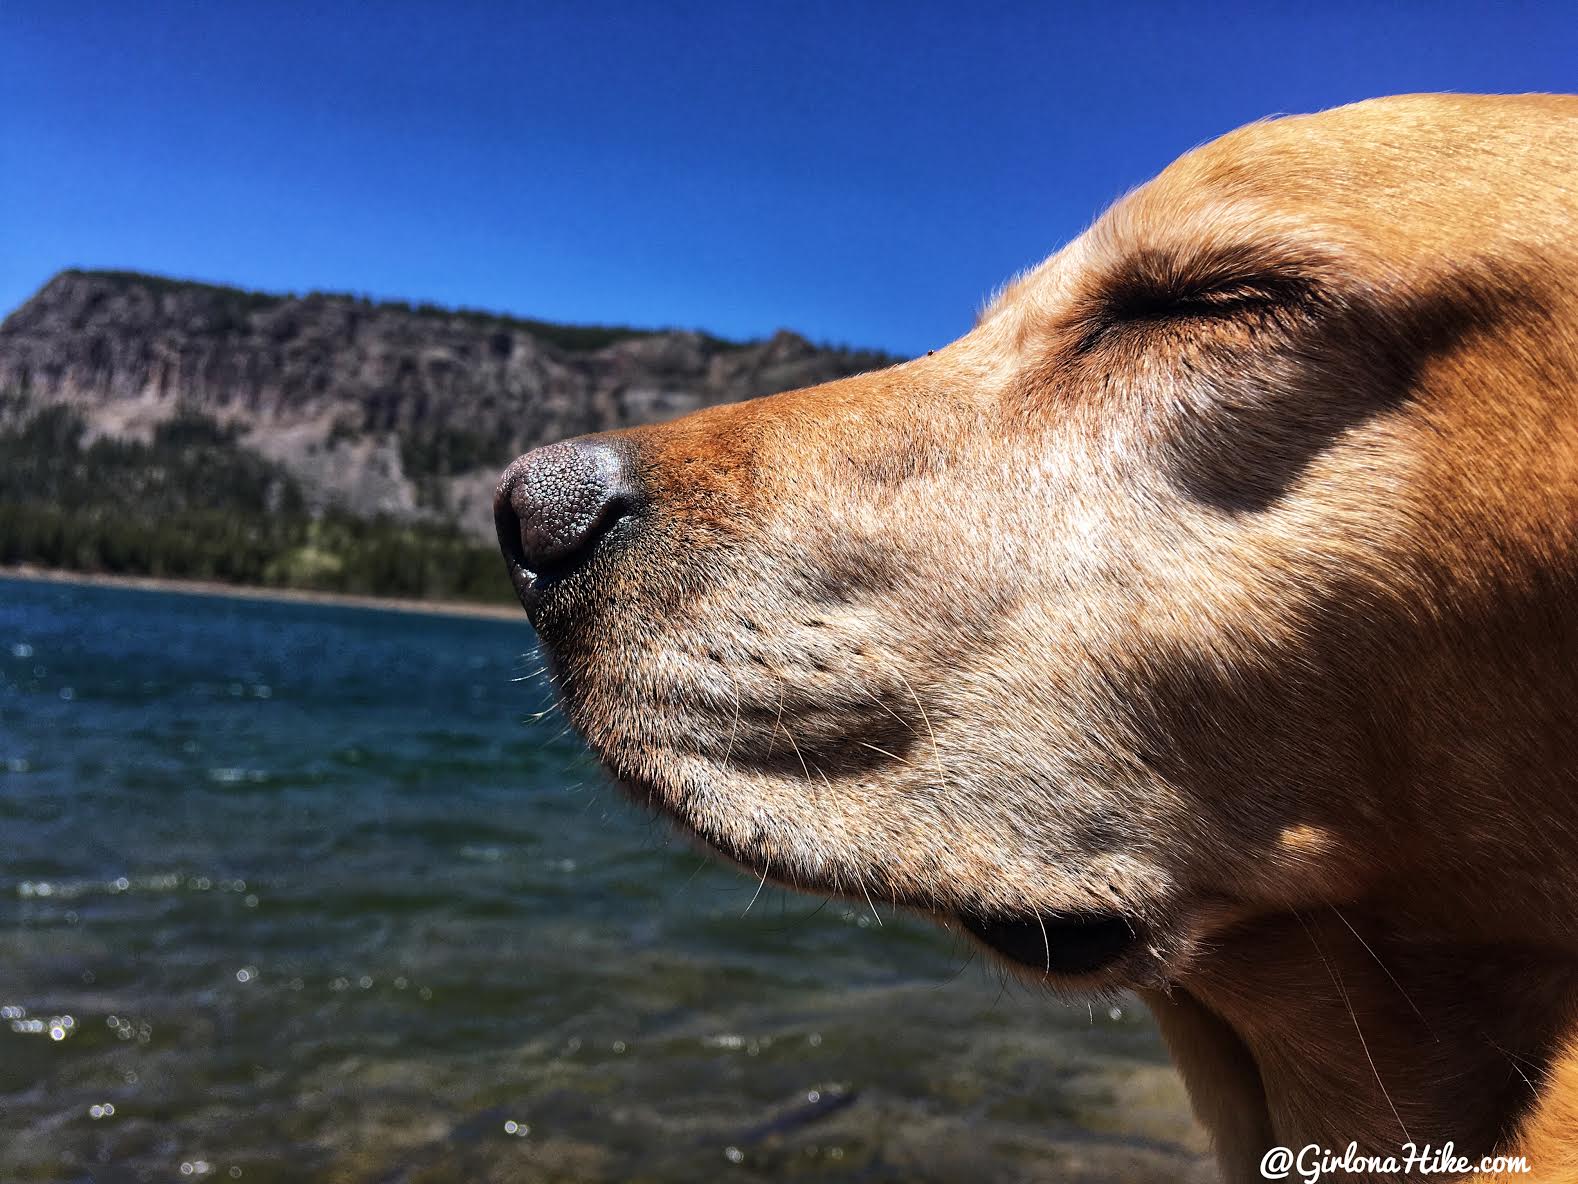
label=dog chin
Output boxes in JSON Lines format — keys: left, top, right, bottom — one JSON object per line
{"left": 605, "top": 761, "right": 1171, "bottom": 990}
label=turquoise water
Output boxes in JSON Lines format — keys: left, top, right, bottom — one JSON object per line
{"left": 0, "top": 577, "right": 1207, "bottom": 1183}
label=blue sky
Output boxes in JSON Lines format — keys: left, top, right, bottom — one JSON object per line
{"left": 4, "top": 2, "right": 1575, "bottom": 357}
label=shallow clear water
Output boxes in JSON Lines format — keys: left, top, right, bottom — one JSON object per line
{"left": 0, "top": 576, "right": 1208, "bottom": 1183}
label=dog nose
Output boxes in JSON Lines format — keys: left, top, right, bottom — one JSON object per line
{"left": 494, "top": 439, "right": 636, "bottom": 578}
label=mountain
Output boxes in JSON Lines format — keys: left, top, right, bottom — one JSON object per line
{"left": 0, "top": 269, "right": 899, "bottom": 539}
{"left": 0, "top": 270, "right": 900, "bottom": 603}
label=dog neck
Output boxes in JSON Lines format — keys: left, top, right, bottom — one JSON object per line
{"left": 1144, "top": 910, "right": 1578, "bottom": 1183}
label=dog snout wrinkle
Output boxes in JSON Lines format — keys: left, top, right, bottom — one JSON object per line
{"left": 495, "top": 439, "right": 637, "bottom": 579}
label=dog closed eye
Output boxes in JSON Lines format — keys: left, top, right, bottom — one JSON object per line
{"left": 1073, "top": 245, "right": 1330, "bottom": 354}
{"left": 1109, "top": 275, "right": 1308, "bottom": 321}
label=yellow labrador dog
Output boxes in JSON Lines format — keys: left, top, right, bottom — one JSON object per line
{"left": 495, "top": 94, "right": 1578, "bottom": 1182}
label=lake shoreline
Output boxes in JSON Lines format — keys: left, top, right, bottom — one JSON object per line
{"left": 0, "top": 564, "right": 529, "bottom": 623}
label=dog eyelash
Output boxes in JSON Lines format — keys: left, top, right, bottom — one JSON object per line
{"left": 1078, "top": 272, "right": 1317, "bottom": 353}
{"left": 1119, "top": 275, "right": 1308, "bottom": 322}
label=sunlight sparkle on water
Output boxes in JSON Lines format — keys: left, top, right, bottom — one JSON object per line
{"left": 6, "top": 1011, "right": 75, "bottom": 1041}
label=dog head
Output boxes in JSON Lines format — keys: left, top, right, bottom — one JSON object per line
{"left": 496, "top": 94, "right": 1578, "bottom": 994}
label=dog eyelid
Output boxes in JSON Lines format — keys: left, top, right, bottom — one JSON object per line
{"left": 1076, "top": 268, "right": 1320, "bottom": 353}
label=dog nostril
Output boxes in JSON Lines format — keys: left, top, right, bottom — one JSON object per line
{"left": 494, "top": 439, "right": 636, "bottom": 579}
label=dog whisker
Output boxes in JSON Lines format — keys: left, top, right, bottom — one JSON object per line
{"left": 781, "top": 716, "right": 813, "bottom": 782}
{"left": 856, "top": 680, "right": 915, "bottom": 736}
{"left": 765, "top": 679, "right": 788, "bottom": 759}
{"left": 1328, "top": 905, "right": 1435, "bottom": 1039}
{"left": 892, "top": 668, "right": 947, "bottom": 794}
{"left": 1297, "top": 910, "right": 1412, "bottom": 1145}
{"left": 703, "top": 659, "right": 746, "bottom": 770}
{"left": 858, "top": 876, "right": 885, "bottom": 928}
{"left": 741, "top": 858, "right": 773, "bottom": 918}
{"left": 1481, "top": 1033, "right": 1539, "bottom": 1097}
{"left": 855, "top": 739, "right": 908, "bottom": 765}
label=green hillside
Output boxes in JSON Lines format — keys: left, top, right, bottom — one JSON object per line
{"left": 0, "top": 391, "right": 514, "bottom": 604}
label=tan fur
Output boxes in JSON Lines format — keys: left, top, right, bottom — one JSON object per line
{"left": 509, "top": 95, "right": 1578, "bottom": 1180}
{"left": 1474, "top": 1041, "right": 1578, "bottom": 1182}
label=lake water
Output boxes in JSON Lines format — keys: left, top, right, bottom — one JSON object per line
{"left": 0, "top": 576, "right": 1209, "bottom": 1183}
